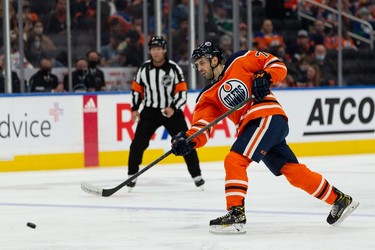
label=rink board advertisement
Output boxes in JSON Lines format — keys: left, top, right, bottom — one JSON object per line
{"left": 0, "top": 87, "right": 374, "bottom": 171}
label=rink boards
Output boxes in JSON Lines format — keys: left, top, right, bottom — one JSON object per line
{"left": 1, "top": 87, "right": 374, "bottom": 171}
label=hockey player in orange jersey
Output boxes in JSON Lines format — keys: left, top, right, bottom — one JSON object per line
{"left": 171, "top": 41, "right": 359, "bottom": 234}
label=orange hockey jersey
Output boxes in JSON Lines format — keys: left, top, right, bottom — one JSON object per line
{"left": 187, "top": 50, "right": 288, "bottom": 148}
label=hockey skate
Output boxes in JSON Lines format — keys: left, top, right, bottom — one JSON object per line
{"left": 327, "top": 188, "right": 359, "bottom": 226}
{"left": 126, "top": 174, "right": 137, "bottom": 192}
{"left": 209, "top": 206, "right": 246, "bottom": 234}
{"left": 193, "top": 176, "right": 205, "bottom": 190}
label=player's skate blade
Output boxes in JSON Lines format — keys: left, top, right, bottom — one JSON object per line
{"left": 327, "top": 188, "right": 360, "bottom": 226}
{"left": 209, "top": 223, "right": 246, "bottom": 234}
{"left": 330, "top": 200, "right": 359, "bottom": 226}
{"left": 209, "top": 206, "right": 246, "bottom": 234}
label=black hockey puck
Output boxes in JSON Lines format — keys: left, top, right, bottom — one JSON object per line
{"left": 27, "top": 222, "right": 36, "bottom": 229}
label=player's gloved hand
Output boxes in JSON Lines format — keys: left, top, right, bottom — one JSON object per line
{"left": 171, "top": 132, "right": 196, "bottom": 156}
{"left": 252, "top": 70, "right": 272, "bottom": 102}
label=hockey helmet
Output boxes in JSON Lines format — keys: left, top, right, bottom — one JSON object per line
{"left": 148, "top": 36, "right": 167, "bottom": 49}
{"left": 191, "top": 41, "right": 224, "bottom": 66}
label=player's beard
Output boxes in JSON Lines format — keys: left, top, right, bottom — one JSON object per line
{"left": 201, "top": 69, "right": 213, "bottom": 80}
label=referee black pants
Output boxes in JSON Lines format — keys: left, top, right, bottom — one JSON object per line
{"left": 128, "top": 107, "right": 201, "bottom": 178}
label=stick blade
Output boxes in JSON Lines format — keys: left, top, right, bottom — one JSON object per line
{"left": 81, "top": 182, "right": 104, "bottom": 196}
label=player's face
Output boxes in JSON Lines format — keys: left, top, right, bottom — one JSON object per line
{"left": 150, "top": 47, "right": 166, "bottom": 64}
{"left": 195, "top": 57, "right": 213, "bottom": 80}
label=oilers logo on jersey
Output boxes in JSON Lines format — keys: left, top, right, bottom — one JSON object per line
{"left": 218, "top": 79, "right": 249, "bottom": 109}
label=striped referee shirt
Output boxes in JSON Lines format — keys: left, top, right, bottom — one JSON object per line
{"left": 131, "top": 59, "right": 188, "bottom": 111}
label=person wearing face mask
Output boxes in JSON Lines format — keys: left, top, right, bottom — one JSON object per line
{"left": 311, "top": 44, "right": 337, "bottom": 86}
{"left": 31, "top": 21, "right": 56, "bottom": 52}
{"left": 0, "top": 57, "right": 22, "bottom": 93}
{"left": 84, "top": 50, "right": 106, "bottom": 91}
{"left": 29, "top": 58, "right": 62, "bottom": 92}
{"left": 63, "top": 57, "right": 88, "bottom": 92}
{"left": 25, "top": 33, "right": 49, "bottom": 67}
{"left": 2, "top": 30, "right": 34, "bottom": 69}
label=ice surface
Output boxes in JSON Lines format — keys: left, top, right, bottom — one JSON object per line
{"left": 0, "top": 154, "right": 374, "bottom": 250}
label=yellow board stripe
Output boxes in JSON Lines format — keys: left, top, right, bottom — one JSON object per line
{"left": 0, "top": 153, "right": 84, "bottom": 172}
{"left": 1, "top": 139, "right": 375, "bottom": 172}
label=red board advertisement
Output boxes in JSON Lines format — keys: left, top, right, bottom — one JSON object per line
{"left": 83, "top": 95, "right": 98, "bottom": 167}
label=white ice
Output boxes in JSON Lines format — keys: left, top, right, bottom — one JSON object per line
{"left": 0, "top": 154, "right": 374, "bottom": 250}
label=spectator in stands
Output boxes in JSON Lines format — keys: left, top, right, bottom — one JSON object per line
{"left": 108, "top": 0, "right": 132, "bottom": 35}
{"left": 22, "top": 2, "right": 38, "bottom": 21}
{"left": 43, "top": 0, "right": 68, "bottom": 35}
{"left": 21, "top": 1, "right": 38, "bottom": 40}
{"left": 324, "top": 28, "right": 357, "bottom": 50}
{"left": 98, "top": 0, "right": 116, "bottom": 35}
{"left": 309, "top": 19, "right": 327, "bottom": 46}
{"left": 1, "top": 30, "right": 34, "bottom": 69}
{"left": 253, "top": 19, "right": 285, "bottom": 52}
{"left": 299, "top": 0, "right": 315, "bottom": 18}
{"left": 63, "top": 57, "right": 88, "bottom": 92}
{"left": 85, "top": 50, "right": 106, "bottom": 91}
{"left": 8, "top": 2, "right": 32, "bottom": 41}
{"left": 100, "top": 34, "right": 122, "bottom": 67}
{"left": 31, "top": 21, "right": 57, "bottom": 52}
{"left": 284, "top": 0, "right": 298, "bottom": 18}
{"left": 212, "top": 2, "right": 233, "bottom": 37}
{"left": 131, "top": 12, "right": 146, "bottom": 47}
{"left": 305, "top": 65, "right": 321, "bottom": 87}
{"left": 270, "top": 45, "right": 298, "bottom": 87}
{"left": 7, "top": 2, "right": 18, "bottom": 32}
{"left": 312, "top": 0, "right": 343, "bottom": 27}
{"left": 352, "top": 7, "right": 374, "bottom": 40}
{"left": 71, "top": 0, "right": 96, "bottom": 31}
{"left": 294, "top": 55, "right": 312, "bottom": 87}
{"left": 121, "top": 30, "right": 143, "bottom": 68}
{"left": 0, "top": 58, "right": 22, "bottom": 93}
{"left": 172, "top": 0, "right": 188, "bottom": 30}
{"left": 26, "top": 0, "right": 56, "bottom": 22}
{"left": 25, "top": 33, "right": 50, "bottom": 67}
{"left": 219, "top": 34, "right": 233, "bottom": 58}
{"left": 311, "top": 44, "right": 337, "bottom": 86}
{"left": 172, "top": 15, "right": 189, "bottom": 63}
{"left": 286, "top": 29, "right": 315, "bottom": 63}
{"left": 296, "top": 63, "right": 322, "bottom": 88}
{"left": 29, "top": 58, "right": 63, "bottom": 92}
{"left": 239, "top": 23, "right": 248, "bottom": 50}
{"left": 204, "top": 2, "right": 221, "bottom": 42}
{"left": 102, "top": 18, "right": 126, "bottom": 47}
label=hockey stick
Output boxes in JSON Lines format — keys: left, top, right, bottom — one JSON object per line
{"left": 81, "top": 96, "right": 253, "bottom": 197}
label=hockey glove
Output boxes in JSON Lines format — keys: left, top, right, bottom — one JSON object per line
{"left": 252, "top": 70, "right": 272, "bottom": 102}
{"left": 171, "top": 132, "right": 196, "bottom": 156}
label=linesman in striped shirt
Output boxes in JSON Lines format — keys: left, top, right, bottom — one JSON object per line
{"left": 127, "top": 36, "right": 204, "bottom": 191}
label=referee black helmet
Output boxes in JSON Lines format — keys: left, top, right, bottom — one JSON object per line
{"left": 148, "top": 36, "right": 167, "bottom": 50}
{"left": 191, "top": 41, "right": 224, "bottom": 66}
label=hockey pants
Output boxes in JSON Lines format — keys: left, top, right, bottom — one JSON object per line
{"left": 224, "top": 115, "right": 338, "bottom": 210}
